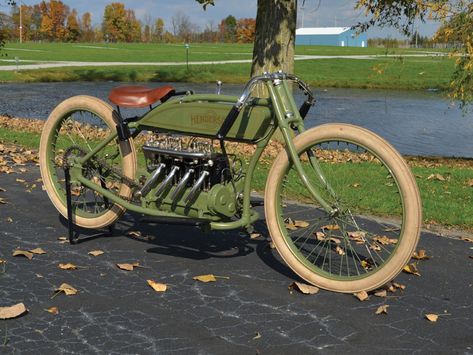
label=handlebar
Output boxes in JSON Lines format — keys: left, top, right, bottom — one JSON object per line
{"left": 216, "top": 71, "right": 315, "bottom": 139}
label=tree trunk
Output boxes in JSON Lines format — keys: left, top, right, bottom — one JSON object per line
{"left": 251, "top": 0, "right": 297, "bottom": 77}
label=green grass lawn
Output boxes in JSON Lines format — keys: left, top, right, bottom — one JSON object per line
{"left": 0, "top": 42, "right": 456, "bottom": 91}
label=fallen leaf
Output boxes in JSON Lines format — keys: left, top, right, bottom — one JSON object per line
{"left": 0, "top": 197, "right": 7, "bottom": 204}
{"left": 58, "top": 263, "right": 77, "bottom": 270}
{"left": 54, "top": 283, "right": 78, "bottom": 296}
{"left": 361, "top": 260, "right": 371, "bottom": 269}
{"left": 0, "top": 187, "right": 5, "bottom": 192}
{"left": 269, "top": 241, "right": 276, "bottom": 249}
{"left": 412, "top": 249, "right": 432, "bottom": 260}
{"left": 126, "top": 231, "right": 142, "bottom": 238}
{"left": 285, "top": 223, "right": 298, "bottom": 231}
{"left": 289, "top": 282, "right": 319, "bottom": 295}
{"left": 294, "top": 220, "right": 309, "bottom": 228}
{"left": 321, "top": 224, "right": 340, "bottom": 231}
{"left": 29, "top": 248, "right": 46, "bottom": 255}
{"left": 374, "top": 289, "right": 387, "bottom": 297}
{"left": 252, "top": 332, "right": 262, "bottom": 340}
{"left": 354, "top": 290, "right": 369, "bottom": 301}
{"left": 147, "top": 280, "right": 167, "bottom": 292}
{"left": 469, "top": 256, "right": 473, "bottom": 259}
{"left": 45, "top": 307, "right": 59, "bottom": 315}
{"left": 375, "top": 305, "right": 389, "bottom": 315}
{"left": 460, "top": 237, "right": 473, "bottom": 243}
{"left": 57, "top": 236, "right": 68, "bottom": 244}
{"left": 117, "top": 263, "right": 139, "bottom": 271}
{"left": 88, "top": 250, "right": 104, "bottom": 257}
{"left": 15, "top": 178, "right": 25, "bottom": 183}
{"left": 425, "top": 313, "right": 439, "bottom": 322}
{"left": 193, "top": 274, "right": 217, "bottom": 283}
{"left": 403, "top": 263, "right": 421, "bottom": 276}
{"left": 335, "top": 246, "right": 345, "bottom": 255}
{"left": 250, "top": 233, "right": 262, "bottom": 239}
{"left": 6, "top": 217, "right": 13, "bottom": 223}
{"left": 12, "top": 250, "right": 33, "bottom": 260}
{"left": 427, "top": 173, "right": 446, "bottom": 181}
{"left": 392, "top": 282, "right": 406, "bottom": 290}
{"left": 0, "top": 303, "right": 27, "bottom": 319}
{"left": 0, "top": 259, "right": 6, "bottom": 264}
{"left": 348, "top": 231, "right": 366, "bottom": 244}
{"left": 373, "top": 235, "right": 398, "bottom": 245}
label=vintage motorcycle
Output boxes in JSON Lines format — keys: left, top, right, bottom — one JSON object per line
{"left": 39, "top": 72, "right": 421, "bottom": 293}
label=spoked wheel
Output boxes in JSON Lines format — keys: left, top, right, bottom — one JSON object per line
{"left": 39, "top": 96, "right": 136, "bottom": 229}
{"left": 265, "top": 124, "right": 421, "bottom": 293}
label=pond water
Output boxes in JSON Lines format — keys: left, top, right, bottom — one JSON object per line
{"left": 0, "top": 81, "right": 472, "bottom": 158}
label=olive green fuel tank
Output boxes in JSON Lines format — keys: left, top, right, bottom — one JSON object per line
{"left": 138, "top": 94, "right": 274, "bottom": 142}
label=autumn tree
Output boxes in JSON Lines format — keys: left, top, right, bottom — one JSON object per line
{"left": 236, "top": 18, "right": 256, "bottom": 43}
{"left": 153, "top": 18, "right": 164, "bottom": 42}
{"left": 66, "top": 9, "right": 80, "bottom": 42}
{"left": 80, "top": 12, "right": 94, "bottom": 42}
{"left": 39, "top": 0, "right": 70, "bottom": 41}
{"left": 0, "top": 0, "right": 14, "bottom": 50}
{"left": 125, "top": 9, "right": 141, "bottom": 42}
{"left": 171, "top": 11, "right": 196, "bottom": 42}
{"left": 219, "top": 15, "right": 237, "bottom": 42}
{"left": 102, "top": 2, "right": 128, "bottom": 42}
{"left": 356, "top": 0, "right": 473, "bottom": 107}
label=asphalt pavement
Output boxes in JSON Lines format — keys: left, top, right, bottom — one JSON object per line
{"left": 0, "top": 164, "right": 472, "bottom": 354}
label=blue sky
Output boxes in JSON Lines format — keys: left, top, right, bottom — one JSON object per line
{"left": 15, "top": 0, "right": 440, "bottom": 38}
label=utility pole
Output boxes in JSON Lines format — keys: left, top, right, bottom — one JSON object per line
{"left": 19, "top": 0, "right": 23, "bottom": 44}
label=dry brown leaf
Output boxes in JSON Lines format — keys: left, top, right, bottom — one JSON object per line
{"left": 12, "top": 249, "right": 33, "bottom": 260}
{"left": 289, "top": 282, "right": 319, "bottom": 295}
{"left": 348, "top": 231, "right": 366, "bottom": 243}
{"left": 0, "top": 259, "right": 6, "bottom": 264}
{"left": 285, "top": 223, "right": 298, "bottom": 231}
{"left": 6, "top": 217, "right": 13, "bottom": 223}
{"left": 460, "top": 237, "right": 473, "bottom": 243}
{"left": 57, "top": 236, "right": 68, "bottom": 244}
{"left": 117, "top": 263, "right": 139, "bottom": 271}
{"left": 403, "top": 263, "right": 421, "bottom": 276}
{"left": 427, "top": 173, "right": 446, "bottom": 181}
{"left": 375, "top": 305, "right": 389, "bottom": 315}
{"left": 58, "top": 263, "right": 77, "bottom": 270}
{"left": 0, "top": 303, "right": 27, "bottom": 319}
{"left": 88, "top": 250, "right": 104, "bottom": 257}
{"left": 392, "top": 282, "right": 406, "bottom": 290}
{"left": 321, "top": 224, "right": 340, "bottom": 231}
{"left": 147, "top": 280, "right": 167, "bottom": 292}
{"left": 126, "top": 231, "right": 142, "bottom": 238}
{"left": 294, "top": 220, "right": 309, "bottom": 228}
{"left": 54, "top": 283, "right": 78, "bottom": 296}
{"left": 45, "top": 307, "right": 59, "bottom": 315}
{"left": 269, "top": 241, "right": 276, "bottom": 249}
{"left": 354, "top": 290, "right": 369, "bottom": 301}
{"left": 373, "top": 235, "right": 398, "bottom": 245}
{"left": 335, "top": 246, "right": 345, "bottom": 255}
{"left": 252, "top": 332, "right": 262, "bottom": 340}
{"left": 425, "top": 313, "right": 439, "bottom": 322}
{"left": 469, "top": 256, "right": 473, "bottom": 259}
{"left": 466, "top": 179, "right": 473, "bottom": 187}
{"left": 0, "top": 187, "right": 5, "bottom": 192}
{"left": 29, "top": 248, "right": 46, "bottom": 255}
{"left": 0, "top": 197, "right": 7, "bottom": 205}
{"left": 374, "top": 289, "right": 387, "bottom": 297}
{"left": 193, "top": 274, "right": 217, "bottom": 283}
{"left": 15, "top": 178, "right": 25, "bottom": 183}
{"left": 315, "top": 232, "right": 325, "bottom": 241}
{"left": 412, "top": 249, "right": 432, "bottom": 260}
{"left": 361, "top": 260, "right": 371, "bottom": 269}
{"left": 250, "top": 233, "right": 262, "bottom": 239}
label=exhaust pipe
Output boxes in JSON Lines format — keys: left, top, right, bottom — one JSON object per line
{"left": 137, "top": 163, "right": 165, "bottom": 198}
{"left": 155, "top": 166, "right": 179, "bottom": 198}
{"left": 185, "top": 171, "right": 209, "bottom": 204}
{"left": 171, "top": 169, "right": 194, "bottom": 201}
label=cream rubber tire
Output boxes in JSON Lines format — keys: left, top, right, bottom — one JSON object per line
{"left": 39, "top": 95, "right": 137, "bottom": 229}
{"left": 264, "top": 123, "right": 422, "bottom": 293}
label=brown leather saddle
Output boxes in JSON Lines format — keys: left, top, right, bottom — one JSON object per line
{"left": 108, "top": 85, "right": 175, "bottom": 108}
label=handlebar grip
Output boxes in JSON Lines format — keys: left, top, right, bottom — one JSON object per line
{"left": 217, "top": 105, "right": 240, "bottom": 140}
{"left": 299, "top": 101, "right": 312, "bottom": 119}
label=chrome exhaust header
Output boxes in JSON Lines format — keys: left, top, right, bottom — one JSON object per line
{"left": 137, "top": 163, "right": 165, "bottom": 198}
{"left": 185, "top": 171, "right": 209, "bottom": 204}
{"left": 155, "top": 166, "right": 179, "bottom": 198}
{"left": 171, "top": 169, "right": 194, "bottom": 201}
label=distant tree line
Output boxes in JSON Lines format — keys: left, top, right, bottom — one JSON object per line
{"left": 0, "top": 1, "right": 256, "bottom": 44}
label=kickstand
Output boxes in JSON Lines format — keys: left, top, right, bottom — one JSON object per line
{"left": 64, "top": 166, "right": 114, "bottom": 245}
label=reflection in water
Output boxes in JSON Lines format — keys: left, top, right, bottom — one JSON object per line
{"left": 0, "top": 81, "right": 471, "bottom": 157}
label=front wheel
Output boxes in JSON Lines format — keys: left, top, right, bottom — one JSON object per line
{"left": 265, "top": 124, "right": 421, "bottom": 293}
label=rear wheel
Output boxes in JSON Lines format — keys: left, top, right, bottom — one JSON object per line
{"left": 39, "top": 96, "right": 136, "bottom": 229}
{"left": 265, "top": 124, "right": 421, "bottom": 293}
